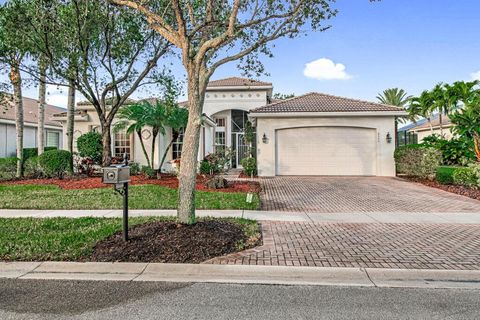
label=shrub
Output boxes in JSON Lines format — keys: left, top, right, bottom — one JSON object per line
{"left": 23, "top": 147, "right": 57, "bottom": 161}
{"left": 203, "top": 148, "right": 233, "bottom": 175}
{"left": 0, "top": 157, "right": 17, "bottom": 180}
{"left": 436, "top": 166, "right": 457, "bottom": 185}
{"left": 141, "top": 165, "right": 156, "bottom": 179}
{"left": 422, "top": 135, "right": 476, "bottom": 166}
{"left": 129, "top": 162, "right": 140, "bottom": 176}
{"left": 199, "top": 159, "right": 212, "bottom": 175}
{"left": 24, "top": 156, "right": 43, "bottom": 178}
{"left": 453, "top": 167, "right": 478, "bottom": 188}
{"left": 76, "top": 132, "right": 103, "bottom": 164}
{"left": 240, "top": 157, "right": 257, "bottom": 176}
{"left": 394, "top": 145, "right": 442, "bottom": 179}
{"left": 38, "top": 150, "right": 72, "bottom": 178}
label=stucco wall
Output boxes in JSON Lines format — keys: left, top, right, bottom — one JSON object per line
{"left": 416, "top": 127, "right": 453, "bottom": 143}
{"left": 203, "top": 90, "right": 268, "bottom": 117}
{"left": 255, "top": 116, "right": 397, "bottom": 177}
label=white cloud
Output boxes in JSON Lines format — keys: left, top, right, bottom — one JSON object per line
{"left": 471, "top": 70, "right": 480, "bottom": 81}
{"left": 45, "top": 85, "right": 69, "bottom": 108}
{"left": 303, "top": 58, "right": 352, "bottom": 80}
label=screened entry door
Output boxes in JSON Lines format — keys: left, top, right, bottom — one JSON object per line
{"left": 235, "top": 133, "right": 250, "bottom": 168}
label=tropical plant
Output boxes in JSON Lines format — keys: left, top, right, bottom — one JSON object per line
{"left": 450, "top": 98, "right": 480, "bottom": 162}
{"left": 113, "top": 0, "right": 340, "bottom": 224}
{"left": 408, "top": 90, "right": 435, "bottom": 133}
{"left": 158, "top": 105, "right": 189, "bottom": 171}
{"left": 422, "top": 135, "right": 476, "bottom": 166}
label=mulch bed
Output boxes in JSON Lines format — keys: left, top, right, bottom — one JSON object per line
{"left": 402, "top": 176, "right": 480, "bottom": 201}
{"left": 88, "top": 220, "right": 261, "bottom": 263}
{"left": 0, "top": 174, "right": 261, "bottom": 193}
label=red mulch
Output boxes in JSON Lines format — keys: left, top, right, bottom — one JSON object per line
{"left": 87, "top": 220, "right": 261, "bottom": 263}
{"left": 403, "top": 176, "right": 480, "bottom": 201}
{"left": 0, "top": 174, "right": 260, "bottom": 193}
{"left": 238, "top": 172, "right": 259, "bottom": 179}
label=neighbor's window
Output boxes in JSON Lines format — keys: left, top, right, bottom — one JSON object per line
{"left": 46, "top": 131, "right": 60, "bottom": 148}
{"left": 113, "top": 129, "right": 131, "bottom": 159}
{"left": 172, "top": 128, "right": 184, "bottom": 159}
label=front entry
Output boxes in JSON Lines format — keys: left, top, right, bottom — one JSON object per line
{"left": 232, "top": 132, "right": 249, "bottom": 168}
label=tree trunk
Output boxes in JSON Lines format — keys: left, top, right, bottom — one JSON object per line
{"left": 151, "top": 128, "right": 159, "bottom": 170}
{"left": 136, "top": 129, "right": 151, "bottom": 168}
{"left": 158, "top": 134, "right": 177, "bottom": 172}
{"left": 473, "top": 133, "right": 480, "bottom": 162}
{"left": 439, "top": 113, "right": 444, "bottom": 136}
{"left": 37, "top": 57, "right": 47, "bottom": 156}
{"left": 177, "top": 73, "right": 206, "bottom": 224}
{"left": 101, "top": 120, "right": 112, "bottom": 166}
{"left": 9, "top": 63, "right": 23, "bottom": 178}
{"left": 66, "top": 79, "right": 75, "bottom": 172}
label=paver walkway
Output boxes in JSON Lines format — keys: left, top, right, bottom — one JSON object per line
{"left": 260, "top": 177, "right": 480, "bottom": 213}
{"left": 206, "top": 221, "right": 480, "bottom": 270}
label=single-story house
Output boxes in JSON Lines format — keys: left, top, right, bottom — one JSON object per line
{"left": 407, "top": 114, "right": 453, "bottom": 143}
{"left": 53, "top": 77, "right": 406, "bottom": 176}
{"left": 0, "top": 94, "right": 65, "bottom": 158}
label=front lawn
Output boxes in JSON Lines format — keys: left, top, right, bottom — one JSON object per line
{"left": 0, "top": 184, "right": 260, "bottom": 210}
{"left": 0, "top": 217, "right": 260, "bottom": 262}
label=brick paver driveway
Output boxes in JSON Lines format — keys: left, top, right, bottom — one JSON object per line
{"left": 260, "top": 176, "right": 480, "bottom": 213}
{"left": 206, "top": 221, "right": 480, "bottom": 270}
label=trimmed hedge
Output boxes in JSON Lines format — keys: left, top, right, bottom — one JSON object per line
{"left": 394, "top": 145, "right": 442, "bottom": 179}
{"left": 23, "top": 147, "right": 57, "bottom": 161}
{"left": 436, "top": 166, "right": 458, "bottom": 185}
{"left": 76, "top": 132, "right": 103, "bottom": 164}
{"left": 240, "top": 157, "right": 257, "bottom": 176}
{"left": 38, "top": 150, "right": 72, "bottom": 178}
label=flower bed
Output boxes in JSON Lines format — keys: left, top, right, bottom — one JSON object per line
{"left": 403, "top": 176, "right": 480, "bottom": 201}
{"left": 0, "top": 174, "right": 260, "bottom": 193}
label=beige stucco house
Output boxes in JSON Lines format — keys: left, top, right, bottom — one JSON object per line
{"left": 52, "top": 77, "right": 406, "bottom": 176}
{"left": 407, "top": 115, "right": 453, "bottom": 143}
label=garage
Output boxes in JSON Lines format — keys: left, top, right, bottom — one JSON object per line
{"left": 276, "top": 126, "right": 377, "bottom": 176}
{"left": 250, "top": 92, "right": 407, "bottom": 177}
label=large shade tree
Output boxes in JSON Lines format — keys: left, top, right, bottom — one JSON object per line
{"left": 111, "top": 0, "right": 341, "bottom": 224}
{"left": 20, "top": 0, "right": 171, "bottom": 166}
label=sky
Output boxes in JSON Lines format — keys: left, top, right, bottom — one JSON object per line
{"left": 4, "top": 0, "right": 480, "bottom": 107}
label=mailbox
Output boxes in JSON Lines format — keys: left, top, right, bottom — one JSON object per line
{"left": 102, "top": 165, "right": 131, "bottom": 184}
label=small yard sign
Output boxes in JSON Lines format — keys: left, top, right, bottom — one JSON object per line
{"left": 246, "top": 193, "right": 254, "bottom": 204}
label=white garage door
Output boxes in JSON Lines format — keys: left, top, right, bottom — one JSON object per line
{"left": 276, "top": 127, "right": 377, "bottom": 176}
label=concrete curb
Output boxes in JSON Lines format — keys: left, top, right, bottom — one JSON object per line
{"left": 1, "top": 209, "right": 480, "bottom": 224}
{"left": 2, "top": 261, "right": 480, "bottom": 289}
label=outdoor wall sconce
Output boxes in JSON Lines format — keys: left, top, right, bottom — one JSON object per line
{"left": 386, "top": 132, "right": 392, "bottom": 144}
{"left": 262, "top": 133, "right": 268, "bottom": 144}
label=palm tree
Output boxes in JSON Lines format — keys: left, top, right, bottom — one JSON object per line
{"left": 376, "top": 88, "right": 412, "bottom": 107}
{"left": 158, "top": 105, "right": 188, "bottom": 171}
{"left": 113, "top": 102, "right": 152, "bottom": 168}
{"left": 408, "top": 90, "right": 435, "bottom": 134}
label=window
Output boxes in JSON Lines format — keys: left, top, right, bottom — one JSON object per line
{"left": 113, "top": 130, "right": 131, "bottom": 159}
{"left": 215, "top": 118, "right": 226, "bottom": 127}
{"left": 46, "top": 131, "right": 60, "bottom": 148}
{"left": 172, "top": 128, "right": 184, "bottom": 159}
{"left": 215, "top": 131, "right": 226, "bottom": 152}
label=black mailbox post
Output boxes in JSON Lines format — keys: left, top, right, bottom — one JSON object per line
{"left": 102, "top": 154, "right": 130, "bottom": 241}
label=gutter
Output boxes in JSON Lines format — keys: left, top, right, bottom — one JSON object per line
{"left": 0, "top": 118, "right": 62, "bottom": 130}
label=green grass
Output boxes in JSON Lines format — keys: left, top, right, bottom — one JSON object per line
{"left": 0, "top": 185, "right": 260, "bottom": 210}
{"left": 0, "top": 217, "right": 260, "bottom": 261}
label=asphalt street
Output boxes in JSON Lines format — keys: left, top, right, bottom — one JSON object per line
{"left": 1, "top": 279, "right": 479, "bottom": 319}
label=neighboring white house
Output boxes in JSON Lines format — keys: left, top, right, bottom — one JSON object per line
{"left": 53, "top": 77, "right": 406, "bottom": 177}
{"left": 0, "top": 95, "right": 64, "bottom": 158}
{"left": 407, "top": 115, "right": 453, "bottom": 143}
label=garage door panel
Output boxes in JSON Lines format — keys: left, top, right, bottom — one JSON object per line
{"left": 276, "top": 127, "right": 377, "bottom": 176}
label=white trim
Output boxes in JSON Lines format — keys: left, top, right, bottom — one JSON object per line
{"left": 206, "top": 85, "right": 272, "bottom": 91}
{"left": 0, "top": 118, "right": 62, "bottom": 130}
{"left": 410, "top": 124, "right": 453, "bottom": 133}
{"left": 250, "top": 111, "right": 408, "bottom": 118}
